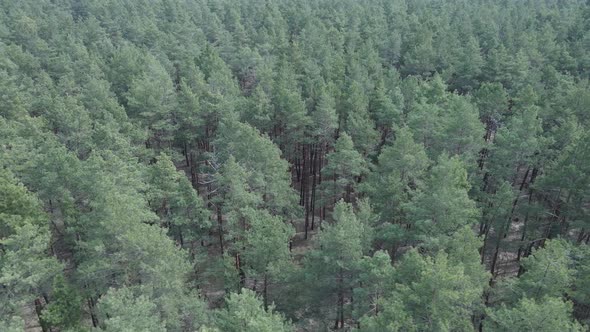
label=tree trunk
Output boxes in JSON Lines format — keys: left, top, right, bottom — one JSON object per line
{"left": 217, "top": 206, "right": 224, "bottom": 255}
{"left": 337, "top": 267, "right": 344, "bottom": 329}
{"left": 310, "top": 144, "right": 318, "bottom": 230}
{"left": 236, "top": 253, "right": 245, "bottom": 288}
{"left": 480, "top": 223, "right": 492, "bottom": 265}
{"left": 34, "top": 298, "right": 48, "bottom": 332}
{"left": 88, "top": 296, "right": 99, "bottom": 328}
{"left": 303, "top": 145, "right": 310, "bottom": 239}
{"left": 504, "top": 167, "right": 531, "bottom": 238}
{"left": 490, "top": 231, "right": 503, "bottom": 278}
{"left": 263, "top": 274, "right": 268, "bottom": 311}
{"left": 578, "top": 229, "right": 587, "bottom": 244}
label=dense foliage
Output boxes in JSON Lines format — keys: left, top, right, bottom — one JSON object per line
{"left": 1, "top": 0, "right": 589, "bottom": 330}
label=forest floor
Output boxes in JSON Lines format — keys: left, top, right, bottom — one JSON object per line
{"left": 23, "top": 303, "right": 43, "bottom": 332}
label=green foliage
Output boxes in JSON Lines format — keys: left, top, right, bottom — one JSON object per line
{"left": 0, "top": 169, "right": 46, "bottom": 236}
{"left": 370, "top": 82, "right": 403, "bottom": 131}
{"left": 41, "top": 275, "right": 83, "bottom": 330}
{"left": 474, "top": 82, "right": 508, "bottom": 122}
{"left": 517, "top": 239, "right": 574, "bottom": 300}
{"left": 1, "top": 0, "right": 589, "bottom": 329}
{"left": 370, "top": 248, "right": 487, "bottom": 332}
{"left": 406, "top": 154, "right": 480, "bottom": 240}
{"left": 0, "top": 171, "right": 62, "bottom": 318}
{"left": 488, "top": 106, "right": 543, "bottom": 182}
{"left": 0, "top": 316, "right": 24, "bottom": 332}
{"left": 321, "top": 133, "right": 367, "bottom": 204}
{"left": 363, "top": 126, "right": 429, "bottom": 228}
{"left": 301, "top": 200, "right": 370, "bottom": 324}
{"left": 216, "top": 289, "right": 293, "bottom": 332}
{"left": 97, "top": 287, "right": 167, "bottom": 332}
{"left": 215, "top": 118, "right": 297, "bottom": 216}
{"left": 146, "top": 153, "right": 210, "bottom": 242}
{"left": 243, "top": 209, "right": 294, "bottom": 279}
{"left": 536, "top": 131, "right": 590, "bottom": 234}
{"left": 406, "top": 78, "right": 484, "bottom": 162}
{"left": 484, "top": 297, "right": 584, "bottom": 332}
{"left": 354, "top": 250, "right": 395, "bottom": 323}
{"left": 310, "top": 89, "right": 338, "bottom": 145}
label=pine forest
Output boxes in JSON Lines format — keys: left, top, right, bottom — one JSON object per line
{"left": 1, "top": 0, "right": 590, "bottom": 331}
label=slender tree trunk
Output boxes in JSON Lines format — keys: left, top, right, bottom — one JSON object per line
{"left": 295, "top": 145, "right": 302, "bottom": 185}
{"left": 190, "top": 151, "right": 200, "bottom": 195}
{"left": 319, "top": 148, "right": 325, "bottom": 230}
{"left": 481, "top": 172, "right": 490, "bottom": 194}
{"left": 303, "top": 145, "right": 310, "bottom": 239}
{"left": 377, "top": 126, "right": 390, "bottom": 153}
{"left": 236, "top": 253, "right": 245, "bottom": 288}
{"left": 517, "top": 192, "right": 534, "bottom": 263}
{"left": 481, "top": 223, "right": 492, "bottom": 265}
{"left": 184, "top": 141, "right": 190, "bottom": 167}
{"left": 490, "top": 227, "right": 504, "bottom": 277}
{"left": 350, "top": 286, "right": 354, "bottom": 327}
{"left": 340, "top": 290, "right": 345, "bottom": 328}
{"left": 516, "top": 167, "right": 538, "bottom": 262}
{"left": 310, "top": 144, "right": 318, "bottom": 230}
{"left": 517, "top": 213, "right": 528, "bottom": 263}
{"left": 578, "top": 229, "right": 587, "bottom": 244}
{"left": 390, "top": 244, "right": 398, "bottom": 264}
{"left": 263, "top": 274, "right": 268, "bottom": 311}
{"left": 504, "top": 167, "right": 531, "bottom": 238}
{"left": 512, "top": 164, "right": 522, "bottom": 186}
{"left": 34, "top": 298, "right": 48, "bottom": 332}
{"left": 478, "top": 118, "right": 495, "bottom": 170}
{"left": 301, "top": 145, "right": 307, "bottom": 206}
{"left": 217, "top": 206, "right": 224, "bottom": 255}
{"left": 178, "top": 227, "right": 184, "bottom": 247}
{"left": 558, "top": 193, "right": 572, "bottom": 236}
{"left": 88, "top": 296, "right": 99, "bottom": 328}
{"left": 336, "top": 267, "right": 344, "bottom": 329}
{"left": 541, "top": 192, "right": 563, "bottom": 245}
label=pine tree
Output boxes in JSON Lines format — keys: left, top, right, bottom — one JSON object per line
{"left": 362, "top": 127, "right": 429, "bottom": 258}
{"left": 126, "top": 57, "right": 178, "bottom": 148}
{"left": 516, "top": 239, "right": 574, "bottom": 300}
{"left": 302, "top": 200, "right": 370, "bottom": 328}
{"left": 0, "top": 171, "right": 62, "bottom": 324}
{"left": 367, "top": 241, "right": 487, "bottom": 332}
{"left": 146, "top": 153, "right": 210, "bottom": 246}
{"left": 320, "top": 133, "right": 367, "bottom": 207}
{"left": 214, "top": 118, "right": 297, "bottom": 216}
{"left": 242, "top": 209, "right": 294, "bottom": 309}
{"left": 484, "top": 297, "right": 584, "bottom": 332}
{"left": 406, "top": 154, "right": 480, "bottom": 241}
{"left": 215, "top": 289, "right": 293, "bottom": 332}
{"left": 40, "top": 275, "right": 83, "bottom": 330}
{"left": 97, "top": 288, "right": 167, "bottom": 332}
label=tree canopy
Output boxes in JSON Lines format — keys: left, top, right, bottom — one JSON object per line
{"left": 1, "top": 0, "right": 589, "bottom": 330}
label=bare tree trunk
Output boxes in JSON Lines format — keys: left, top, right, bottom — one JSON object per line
{"left": 263, "top": 274, "right": 268, "bottom": 311}
{"left": 337, "top": 267, "right": 344, "bottom": 329}
{"left": 481, "top": 223, "right": 492, "bottom": 265}
{"left": 303, "top": 145, "right": 310, "bottom": 239}
{"left": 236, "top": 253, "right": 245, "bottom": 288}
{"left": 310, "top": 144, "right": 318, "bottom": 230}
{"left": 217, "top": 206, "right": 224, "bottom": 255}
{"left": 34, "top": 298, "right": 48, "bottom": 332}
{"left": 490, "top": 218, "right": 508, "bottom": 277}
{"left": 88, "top": 296, "right": 99, "bottom": 328}
{"left": 504, "top": 167, "right": 531, "bottom": 237}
